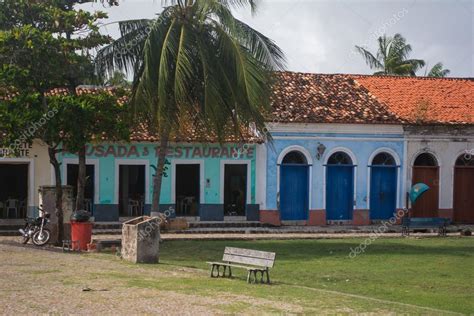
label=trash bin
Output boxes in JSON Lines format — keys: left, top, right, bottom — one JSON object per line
{"left": 70, "top": 210, "right": 92, "bottom": 251}
{"left": 121, "top": 216, "right": 160, "bottom": 264}
{"left": 71, "top": 221, "right": 92, "bottom": 250}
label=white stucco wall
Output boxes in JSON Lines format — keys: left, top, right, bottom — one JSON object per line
{"left": 405, "top": 126, "right": 474, "bottom": 210}
{"left": 0, "top": 139, "right": 52, "bottom": 215}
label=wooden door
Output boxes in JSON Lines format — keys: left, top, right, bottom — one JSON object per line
{"left": 280, "top": 165, "right": 309, "bottom": 220}
{"left": 411, "top": 166, "right": 439, "bottom": 217}
{"left": 453, "top": 166, "right": 474, "bottom": 223}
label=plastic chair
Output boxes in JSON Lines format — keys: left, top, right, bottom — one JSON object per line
{"left": 128, "top": 199, "right": 140, "bottom": 216}
{"left": 6, "top": 199, "right": 18, "bottom": 218}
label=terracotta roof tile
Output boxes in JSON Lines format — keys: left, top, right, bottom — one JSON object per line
{"left": 351, "top": 75, "right": 474, "bottom": 125}
{"left": 269, "top": 72, "right": 402, "bottom": 124}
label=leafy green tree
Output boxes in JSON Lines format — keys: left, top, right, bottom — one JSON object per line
{"left": 355, "top": 33, "right": 425, "bottom": 76}
{"left": 0, "top": 0, "right": 116, "bottom": 240}
{"left": 46, "top": 91, "right": 130, "bottom": 211}
{"left": 95, "top": 0, "right": 285, "bottom": 215}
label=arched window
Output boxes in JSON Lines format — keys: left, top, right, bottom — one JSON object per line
{"left": 327, "top": 152, "right": 353, "bottom": 165}
{"left": 282, "top": 151, "right": 307, "bottom": 165}
{"left": 455, "top": 154, "right": 474, "bottom": 166}
{"left": 414, "top": 153, "right": 437, "bottom": 166}
{"left": 372, "top": 152, "right": 396, "bottom": 166}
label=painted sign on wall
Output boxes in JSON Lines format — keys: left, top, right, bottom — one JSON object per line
{"left": 85, "top": 144, "right": 255, "bottom": 159}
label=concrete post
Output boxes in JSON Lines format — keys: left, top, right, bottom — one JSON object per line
{"left": 38, "top": 185, "right": 74, "bottom": 244}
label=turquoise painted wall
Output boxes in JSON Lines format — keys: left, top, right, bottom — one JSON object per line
{"left": 61, "top": 143, "right": 256, "bottom": 205}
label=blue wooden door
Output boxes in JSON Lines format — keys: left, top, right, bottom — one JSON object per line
{"left": 370, "top": 166, "right": 397, "bottom": 219}
{"left": 280, "top": 165, "right": 309, "bottom": 220}
{"left": 326, "top": 166, "right": 354, "bottom": 220}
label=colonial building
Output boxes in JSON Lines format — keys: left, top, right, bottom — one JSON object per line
{"left": 1, "top": 73, "right": 472, "bottom": 225}
{"left": 58, "top": 122, "right": 264, "bottom": 222}
{"left": 260, "top": 73, "right": 473, "bottom": 225}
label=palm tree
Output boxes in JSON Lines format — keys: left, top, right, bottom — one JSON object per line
{"left": 355, "top": 34, "right": 425, "bottom": 76}
{"left": 425, "top": 62, "right": 450, "bottom": 77}
{"left": 95, "top": 0, "right": 285, "bottom": 215}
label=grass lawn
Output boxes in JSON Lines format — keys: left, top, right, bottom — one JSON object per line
{"left": 2, "top": 236, "right": 472, "bottom": 314}
{"left": 149, "top": 237, "right": 474, "bottom": 314}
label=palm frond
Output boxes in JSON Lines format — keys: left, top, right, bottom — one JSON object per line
{"left": 427, "top": 62, "right": 450, "bottom": 77}
{"left": 355, "top": 45, "right": 383, "bottom": 70}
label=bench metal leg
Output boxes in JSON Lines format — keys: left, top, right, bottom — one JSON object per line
{"left": 264, "top": 269, "right": 271, "bottom": 284}
{"left": 247, "top": 270, "right": 258, "bottom": 284}
{"left": 210, "top": 264, "right": 219, "bottom": 278}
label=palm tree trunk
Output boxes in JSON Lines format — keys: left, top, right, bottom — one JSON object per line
{"left": 151, "top": 125, "right": 170, "bottom": 216}
{"left": 48, "top": 147, "right": 63, "bottom": 245}
{"left": 75, "top": 145, "right": 86, "bottom": 211}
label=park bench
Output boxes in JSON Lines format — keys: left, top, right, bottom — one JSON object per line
{"left": 207, "top": 247, "right": 276, "bottom": 284}
{"left": 401, "top": 217, "right": 450, "bottom": 236}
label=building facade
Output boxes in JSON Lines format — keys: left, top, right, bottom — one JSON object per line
{"left": 0, "top": 140, "right": 52, "bottom": 219}
{"left": 261, "top": 123, "right": 405, "bottom": 225}
{"left": 1, "top": 72, "right": 472, "bottom": 224}
{"left": 59, "top": 142, "right": 264, "bottom": 222}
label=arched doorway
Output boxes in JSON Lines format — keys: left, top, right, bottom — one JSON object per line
{"left": 279, "top": 151, "right": 309, "bottom": 220}
{"left": 326, "top": 152, "right": 354, "bottom": 220}
{"left": 370, "top": 152, "right": 398, "bottom": 220}
{"left": 411, "top": 153, "right": 439, "bottom": 217}
{"left": 453, "top": 154, "right": 474, "bottom": 223}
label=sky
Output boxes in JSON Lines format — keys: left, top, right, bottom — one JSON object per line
{"left": 82, "top": 0, "right": 474, "bottom": 78}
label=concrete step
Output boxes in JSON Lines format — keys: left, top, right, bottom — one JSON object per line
{"left": 92, "top": 229, "right": 122, "bottom": 235}
{"left": 93, "top": 222, "right": 122, "bottom": 230}
{"left": 0, "top": 230, "right": 20, "bottom": 236}
{"left": 188, "top": 221, "right": 272, "bottom": 228}
{"left": 0, "top": 224, "right": 23, "bottom": 231}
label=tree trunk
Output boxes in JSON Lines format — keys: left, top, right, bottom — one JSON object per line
{"left": 151, "top": 126, "right": 170, "bottom": 216}
{"left": 75, "top": 145, "right": 86, "bottom": 211}
{"left": 48, "top": 147, "right": 64, "bottom": 245}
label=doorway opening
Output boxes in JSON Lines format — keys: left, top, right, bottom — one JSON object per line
{"left": 224, "top": 164, "right": 247, "bottom": 216}
{"left": 279, "top": 151, "right": 309, "bottom": 221}
{"left": 370, "top": 152, "right": 397, "bottom": 220}
{"left": 67, "top": 164, "right": 95, "bottom": 213}
{"left": 0, "top": 163, "right": 28, "bottom": 219}
{"left": 412, "top": 153, "right": 439, "bottom": 217}
{"left": 326, "top": 151, "right": 354, "bottom": 220}
{"left": 119, "top": 165, "right": 145, "bottom": 217}
{"left": 175, "top": 164, "right": 200, "bottom": 216}
{"left": 453, "top": 154, "right": 474, "bottom": 223}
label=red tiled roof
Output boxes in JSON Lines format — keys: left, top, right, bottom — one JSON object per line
{"left": 351, "top": 75, "right": 474, "bottom": 125}
{"left": 130, "top": 120, "right": 262, "bottom": 143}
{"left": 269, "top": 72, "right": 402, "bottom": 124}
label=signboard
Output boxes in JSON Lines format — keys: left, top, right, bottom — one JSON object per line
{"left": 0, "top": 143, "right": 32, "bottom": 158}
{"left": 85, "top": 144, "right": 255, "bottom": 159}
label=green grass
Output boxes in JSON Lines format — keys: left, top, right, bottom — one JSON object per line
{"left": 151, "top": 237, "right": 474, "bottom": 314}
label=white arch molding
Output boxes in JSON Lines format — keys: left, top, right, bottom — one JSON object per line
{"left": 408, "top": 149, "right": 441, "bottom": 210}
{"left": 277, "top": 145, "right": 313, "bottom": 166}
{"left": 410, "top": 149, "right": 441, "bottom": 167}
{"left": 323, "top": 146, "right": 358, "bottom": 166}
{"left": 276, "top": 145, "right": 313, "bottom": 211}
{"left": 322, "top": 147, "right": 358, "bottom": 210}
{"left": 366, "top": 148, "right": 402, "bottom": 210}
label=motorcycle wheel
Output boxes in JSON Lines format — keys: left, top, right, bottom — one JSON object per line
{"left": 20, "top": 236, "right": 30, "bottom": 244}
{"left": 32, "top": 229, "right": 51, "bottom": 246}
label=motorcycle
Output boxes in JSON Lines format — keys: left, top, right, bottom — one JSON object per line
{"left": 19, "top": 205, "right": 51, "bottom": 246}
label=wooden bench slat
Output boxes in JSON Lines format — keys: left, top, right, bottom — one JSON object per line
{"left": 223, "top": 254, "right": 274, "bottom": 268}
{"left": 224, "top": 247, "right": 276, "bottom": 260}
